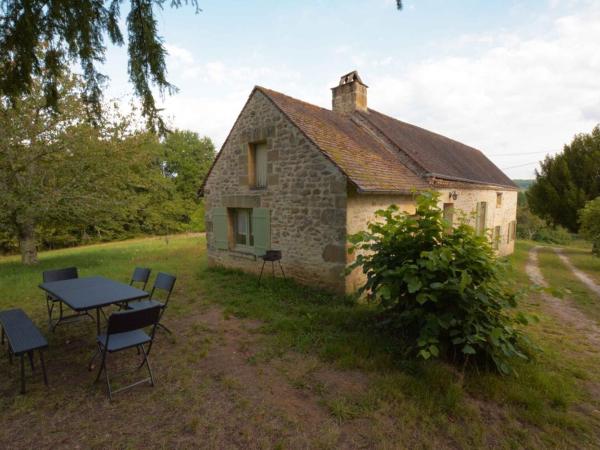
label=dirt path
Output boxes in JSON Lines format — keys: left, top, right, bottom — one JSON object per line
{"left": 525, "top": 246, "right": 600, "bottom": 347}
{"left": 553, "top": 247, "right": 600, "bottom": 297}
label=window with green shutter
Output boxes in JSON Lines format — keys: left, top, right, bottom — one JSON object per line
{"left": 212, "top": 207, "right": 229, "bottom": 250}
{"left": 252, "top": 208, "right": 270, "bottom": 256}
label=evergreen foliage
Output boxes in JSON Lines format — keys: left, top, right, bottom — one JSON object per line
{"left": 348, "top": 191, "right": 532, "bottom": 375}
{"left": 0, "top": 0, "right": 199, "bottom": 133}
{"left": 527, "top": 125, "right": 600, "bottom": 232}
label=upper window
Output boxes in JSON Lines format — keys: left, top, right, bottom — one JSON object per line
{"left": 249, "top": 142, "right": 268, "bottom": 189}
{"left": 496, "top": 192, "right": 503, "bottom": 208}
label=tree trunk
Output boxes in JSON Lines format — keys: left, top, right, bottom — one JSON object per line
{"left": 19, "top": 223, "right": 38, "bottom": 265}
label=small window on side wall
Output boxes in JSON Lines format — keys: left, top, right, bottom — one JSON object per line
{"left": 496, "top": 192, "right": 503, "bottom": 208}
{"left": 493, "top": 225, "right": 501, "bottom": 250}
{"left": 249, "top": 142, "right": 268, "bottom": 189}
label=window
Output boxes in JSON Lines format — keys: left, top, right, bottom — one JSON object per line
{"left": 475, "top": 202, "right": 487, "bottom": 235}
{"left": 249, "top": 142, "right": 268, "bottom": 188}
{"left": 493, "top": 225, "right": 501, "bottom": 250}
{"left": 443, "top": 203, "right": 454, "bottom": 231}
{"left": 233, "top": 208, "right": 253, "bottom": 249}
{"left": 212, "top": 207, "right": 270, "bottom": 256}
{"left": 496, "top": 192, "right": 503, "bottom": 208}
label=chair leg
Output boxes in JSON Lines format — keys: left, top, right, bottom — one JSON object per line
{"left": 140, "top": 345, "right": 155, "bottom": 386}
{"left": 104, "top": 358, "right": 112, "bottom": 401}
{"left": 271, "top": 261, "right": 275, "bottom": 277}
{"left": 88, "top": 345, "right": 101, "bottom": 371}
{"left": 20, "top": 355, "right": 25, "bottom": 394}
{"left": 39, "top": 351, "right": 48, "bottom": 386}
{"left": 157, "top": 322, "right": 172, "bottom": 334}
{"left": 94, "top": 348, "right": 107, "bottom": 383}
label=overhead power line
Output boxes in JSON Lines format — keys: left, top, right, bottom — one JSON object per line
{"left": 488, "top": 150, "right": 552, "bottom": 157}
{"left": 501, "top": 161, "right": 541, "bottom": 170}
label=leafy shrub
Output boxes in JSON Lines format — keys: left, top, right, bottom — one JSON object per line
{"left": 579, "top": 197, "right": 600, "bottom": 256}
{"left": 517, "top": 205, "right": 572, "bottom": 244}
{"left": 348, "top": 191, "right": 532, "bottom": 375}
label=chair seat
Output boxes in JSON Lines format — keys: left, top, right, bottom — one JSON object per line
{"left": 127, "top": 300, "right": 164, "bottom": 311}
{"left": 97, "top": 329, "right": 151, "bottom": 352}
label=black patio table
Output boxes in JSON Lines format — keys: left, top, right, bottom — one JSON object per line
{"left": 39, "top": 276, "right": 149, "bottom": 334}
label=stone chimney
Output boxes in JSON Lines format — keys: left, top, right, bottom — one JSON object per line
{"left": 331, "top": 71, "right": 368, "bottom": 114}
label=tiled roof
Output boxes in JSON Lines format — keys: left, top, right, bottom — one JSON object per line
{"left": 258, "top": 87, "right": 517, "bottom": 192}
{"left": 258, "top": 87, "right": 428, "bottom": 193}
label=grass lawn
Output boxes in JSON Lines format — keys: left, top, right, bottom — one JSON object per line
{"left": 0, "top": 235, "right": 599, "bottom": 448}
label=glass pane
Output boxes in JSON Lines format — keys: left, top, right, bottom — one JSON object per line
{"left": 235, "top": 209, "right": 248, "bottom": 245}
{"left": 255, "top": 144, "right": 268, "bottom": 188}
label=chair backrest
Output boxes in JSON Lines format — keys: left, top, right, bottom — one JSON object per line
{"left": 43, "top": 267, "right": 78, "bottom": 283}
{"left": 130, "top": 267, "right": 151, "bottom": 289}
{"left": 150, "top": 272, "right": 176, "bottom": 305}
{"left": 107, "top": 305, "right": 161, "bottom": 335}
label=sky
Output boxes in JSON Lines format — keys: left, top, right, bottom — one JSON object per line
{"left": 103, "top": 0, "right": 600, "bottom": 179}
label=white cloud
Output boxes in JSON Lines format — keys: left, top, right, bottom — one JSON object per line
{"left": 157, "top": 3, "right": 600, "bottom": 178}
{"left": 368, "top": 5, "right": 600, "bottom": 177}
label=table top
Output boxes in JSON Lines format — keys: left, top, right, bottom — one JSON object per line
{"left": 39, "top": 276, "right": 149, "bottom": 311}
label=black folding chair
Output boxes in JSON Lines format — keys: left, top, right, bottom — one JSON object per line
{"left": 130, "top": 267, "right": 151, "bottom": 290}
{"left": 89, "top": 305, "right": 161, "bottom": 400}
{"left": 118, "top": 267, "right": 152, "bottom": 310}
{"left": 126, "top": 272, "right": 176, "bottom": 334}
{"left": 42, "top": 267, "right": 92, "bottom": 330}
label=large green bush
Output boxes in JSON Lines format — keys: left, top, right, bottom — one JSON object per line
{"left": 579, "top": 197, "right": 600, "bottom": 256}
{"left": 517, "top": 205, "right": 571, "bottom": 244}
{"left": 348, "top": 191, "right": 531, "bottom": 374}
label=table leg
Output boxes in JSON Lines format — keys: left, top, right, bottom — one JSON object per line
{"left": 20, "top": 355, "right": 25, "bottom": 394}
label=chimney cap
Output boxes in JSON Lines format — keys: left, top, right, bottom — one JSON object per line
{"left": 338, "top": 70, "right": 368, "bottom": 88}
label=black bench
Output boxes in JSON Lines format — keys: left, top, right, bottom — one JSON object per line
{"left": 0, "top": 309, "right": 48, "bottom": 394}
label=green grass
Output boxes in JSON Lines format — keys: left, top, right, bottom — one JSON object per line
{"left": 0, "top": 235, "right": 599, "bottom": 448}
{"left": 558, "top": 246, "right": 600, "bottom": 285}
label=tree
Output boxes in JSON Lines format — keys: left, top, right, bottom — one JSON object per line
{"left": 579, "top": 197, "right": 600, "bottom": 256}
{"left": 0, "top": 0, "right": 199, "bottom": 133}
{"left": 348, "top": 191, "right": 532, "bottom": 374}
{"left": 527, "top": 125, "right": 600, "bottom": 232}
{"left": 162, "top": 130, "right": 215, "bottom": 202}
{"left": 0, "top": 74, "right": 133, "bottom": 264}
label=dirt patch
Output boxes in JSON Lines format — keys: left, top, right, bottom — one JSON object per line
{"left": 554, "top": 247, "right": 600, "bottom": 297}
{"left": 525, "top": 246, "right": 600, "bottom": 348}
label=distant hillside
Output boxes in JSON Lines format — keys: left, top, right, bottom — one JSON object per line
{"left": 512, "top": 179, "right": 534, "bottom": 190}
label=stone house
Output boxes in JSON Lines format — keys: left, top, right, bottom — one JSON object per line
{"left": 199, "top": 71, "right": 518, "bottom": 295}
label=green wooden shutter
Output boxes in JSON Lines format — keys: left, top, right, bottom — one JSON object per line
{"left": 252, "top": 208, "right": 270, "bottom": 256}
{"left": 212, "top": 207, "right": 229, "bottom": 250}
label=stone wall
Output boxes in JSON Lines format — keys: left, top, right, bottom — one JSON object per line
{"left": 203, "top": 90, "right": 349, "bottom": 294}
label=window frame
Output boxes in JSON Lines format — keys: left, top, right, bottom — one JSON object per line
{"left": 248, "top": 142, "right": 268, "bottom": 190}
{"left": 493, "top": 225, "right": 501, "bottom": 250}
{"left": 496, "top": 192, "right": 503, "bottom": 208}
{"left": 231, "top": 208, "right": 254, "bottom": 252}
